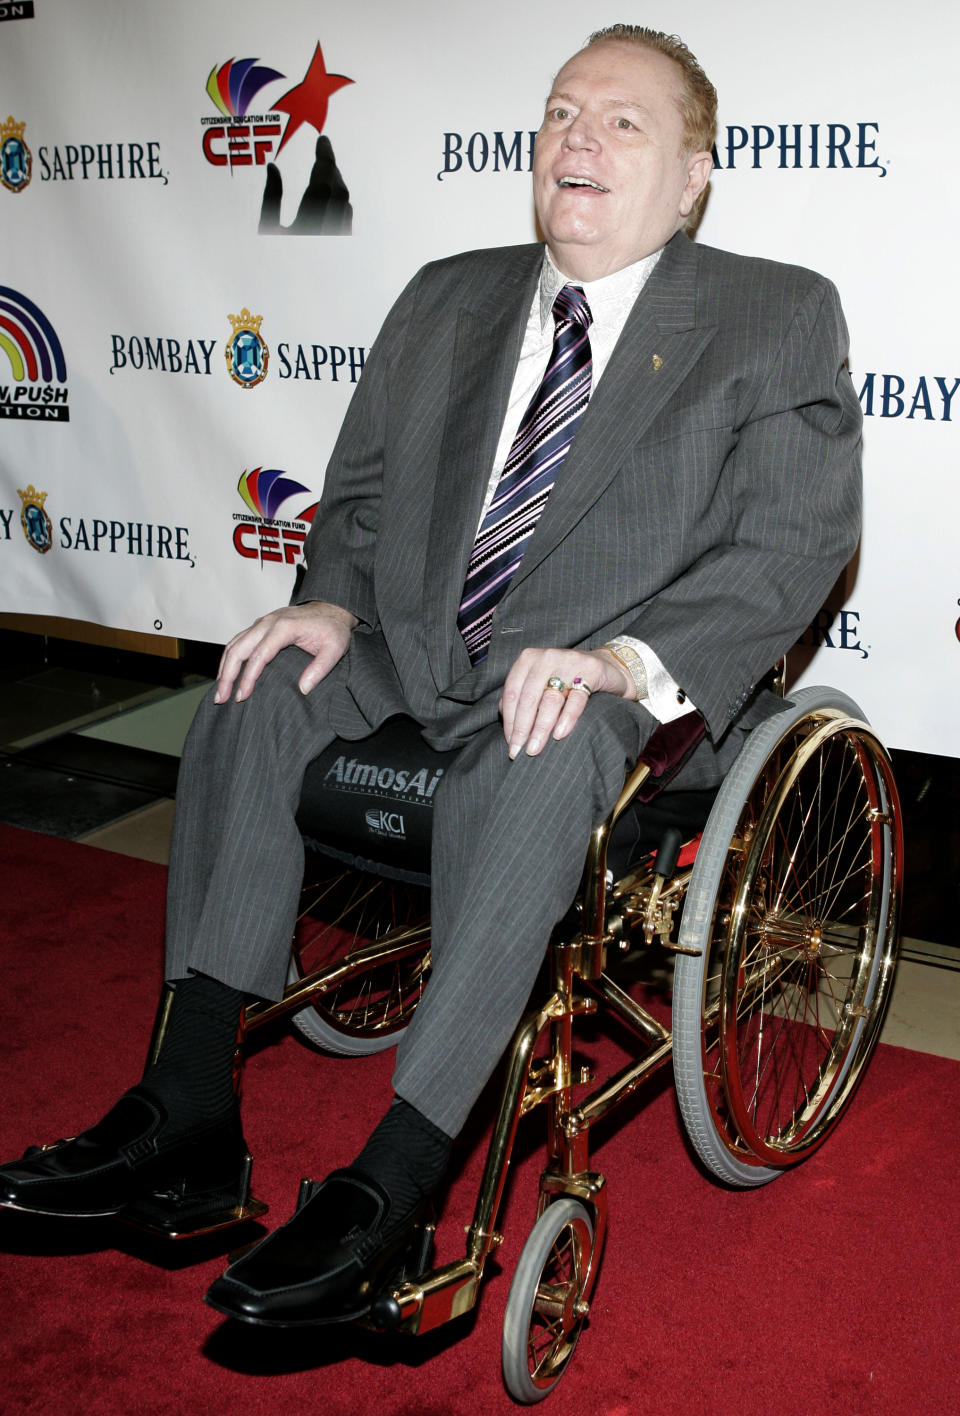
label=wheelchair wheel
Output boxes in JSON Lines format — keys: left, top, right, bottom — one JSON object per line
{"left": 502, "top": 1198, "right": 596, "bottom": 1404}
{"left": 287, "top": 863, "right": 431, "bottom": 1056}
{"left": 673, "top": 687, "right": 902, "bottom": 1187}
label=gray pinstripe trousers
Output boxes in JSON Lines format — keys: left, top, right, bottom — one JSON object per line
{"left": 166, "top": 648, "right": 649, "bottom": 1136}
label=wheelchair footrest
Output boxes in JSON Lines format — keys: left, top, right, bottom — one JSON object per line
{"left": 116, "top": 1152, "right": 269, "bottom": 1240}
{"left": 365, "top": 1220, "right": 437, "bottom": 1332}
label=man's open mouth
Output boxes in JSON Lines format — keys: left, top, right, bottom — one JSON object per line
{"left": 557, "top": 176, "right": 609, "bottom": 192}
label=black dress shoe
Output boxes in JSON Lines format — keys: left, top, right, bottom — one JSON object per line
{"left": 0, "top": 1087, "right": 251, "bottom": 1223}
{"left": 204, "top": 1167, "right": 430, "bottom": 1327}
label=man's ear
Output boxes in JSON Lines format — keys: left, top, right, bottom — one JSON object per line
{"left": 679, "top": 150, "right": 714, "bottom": 218}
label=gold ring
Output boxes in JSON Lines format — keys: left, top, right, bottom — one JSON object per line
{"left": 570, "top": 677, "right": 593, "bottom": 696}
{"left": 545, "top": 675, "right": 568, "bottom": 695}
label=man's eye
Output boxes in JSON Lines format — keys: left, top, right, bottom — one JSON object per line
{"left": 551, "top": 107, "right": 571, "bottom": 121}
{"left": 614, "top": 117, "right": 634, "bottom": 130}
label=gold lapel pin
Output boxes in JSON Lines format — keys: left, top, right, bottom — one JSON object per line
{"left": 652, "top": 353, "right": 663, "bottom": 372}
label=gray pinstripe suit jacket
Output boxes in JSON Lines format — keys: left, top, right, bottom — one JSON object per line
{"left": 296, "top": 229, "right": 862, "bottom": 786}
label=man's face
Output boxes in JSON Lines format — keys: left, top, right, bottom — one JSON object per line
{"left": 533, "top": 41, "right": 713, "bottom": 281}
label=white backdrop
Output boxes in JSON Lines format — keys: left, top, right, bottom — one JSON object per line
{"left": 1, "top": 0, "right": 957, "bottom": 755}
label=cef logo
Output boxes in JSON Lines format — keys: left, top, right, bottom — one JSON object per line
{"left": 202, "top": 56, "right": 283, "bottom": 168}
{"left": 0, "top": 287, "right": 69, "bottom": 420}
{"left": 232, "top": 466, "right": 319, "bottom": 566}
{"left": 225, "top": 309, "right": 269, "bottom": 388}
{"left": 0, "top": 115, "right": 31, "bottom": 192}
{"left": 200, "top": 40, "right": 353, "bottom": 234}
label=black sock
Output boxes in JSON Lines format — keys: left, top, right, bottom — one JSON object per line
{"left": 353, "top": 1097, "right": 452, "bottom": 1227}
{"left": 142, "top": 972, "right": 246, "bottom": 1134}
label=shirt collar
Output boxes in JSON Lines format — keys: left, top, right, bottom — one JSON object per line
{"left": 538, "top": 246, "right": 663, "bottom": 330}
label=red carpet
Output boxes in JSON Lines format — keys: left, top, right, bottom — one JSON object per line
{"left": 1, "top": 823, "right": 958, "bottom": 1415}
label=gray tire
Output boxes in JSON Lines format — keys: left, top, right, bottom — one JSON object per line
{"left": 502, "top": 1197, "right": 596, "bottom": 1404}
{"left": 673, "top": 687, "right": 900, "bottom": 1186}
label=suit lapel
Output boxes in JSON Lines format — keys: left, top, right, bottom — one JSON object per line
{"left": 423, "top": 248, "right": 542, "bottom": 685}
{"left": 505, "top": 234, "right": 717, "bottom": 594}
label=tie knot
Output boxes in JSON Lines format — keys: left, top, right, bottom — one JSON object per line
{"left": 553, "top": 284, "right": 592, "bottom": 331}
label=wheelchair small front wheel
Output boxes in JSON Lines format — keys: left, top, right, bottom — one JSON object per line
{"left": 502, "top": 1198, "right": 596, "bottom": 1404}
{"left": 673, "top": 687, "right": 902, "bottom": 1187}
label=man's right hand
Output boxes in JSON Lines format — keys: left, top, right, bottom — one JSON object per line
{"left": 214, "top": 601, "right": 358, "bottom": 704}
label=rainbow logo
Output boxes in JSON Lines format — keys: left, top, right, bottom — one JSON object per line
{"left": 238, "top": 467, "right": 318, "bottom": 522}
{"left": 0, "top": 287, "right": 66, "bottom": 383}
{"left": 206, "top": 58, "right": 284, "bottom": 118}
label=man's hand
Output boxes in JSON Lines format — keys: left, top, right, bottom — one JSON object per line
{"left": 499, "top": 647, "right": 635, "bottom": 759}
{"left": 214, "top": 601, "right": 358, "bottom": 704}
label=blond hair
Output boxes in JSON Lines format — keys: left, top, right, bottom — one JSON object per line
{"left": 585, "top": 24, "right": 718, "bottom": 153}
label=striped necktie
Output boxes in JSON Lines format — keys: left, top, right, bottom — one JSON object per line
{"left": 456, "top": 284, "right": 593, "bottom": 665}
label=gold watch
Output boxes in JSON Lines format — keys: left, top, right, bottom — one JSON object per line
{"left": 603, "top": 638, "right": 649, "bottom": 701}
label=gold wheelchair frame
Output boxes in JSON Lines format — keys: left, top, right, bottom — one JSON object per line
{"left": 198, "top": 684, "right": 900, "bottom": 1404}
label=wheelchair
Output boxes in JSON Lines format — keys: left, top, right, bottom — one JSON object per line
{"left": 196, "top": 684, "right": 901, "bottom": 1403}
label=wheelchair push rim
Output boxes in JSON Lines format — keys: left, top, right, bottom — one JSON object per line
{"left": 674, "top": 688, "right": 902, "bottom": 1184}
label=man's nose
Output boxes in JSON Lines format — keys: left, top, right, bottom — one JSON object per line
{"left": 562, "top": 112, "right": 600, "bottom": 151}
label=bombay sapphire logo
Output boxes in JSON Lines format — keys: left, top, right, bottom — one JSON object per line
{"left": 1, "top": 116, "right": 31, "bottom": 194}
{"left": 225, "top": 308, "right": 269, "bottom": 388}
{"left": 18, "top": 484, "right": 52, "bottom": 552}
{"left": 797, "top": 608, "right": 869, "bottom": 659}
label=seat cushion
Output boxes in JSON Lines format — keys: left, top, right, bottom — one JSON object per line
{"left": 297, "top": 717, "right": 444, "bottom": 884}
{"left": 297, "top": 716, "right": 717, "bottom": 886}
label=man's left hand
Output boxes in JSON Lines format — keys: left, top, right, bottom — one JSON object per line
{"left": 500, "top": 647, "right": 635, "bottom": 759}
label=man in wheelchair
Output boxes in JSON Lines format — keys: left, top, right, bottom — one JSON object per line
{"left": 0, "top": 24, "right": 862, "bottom": 1333}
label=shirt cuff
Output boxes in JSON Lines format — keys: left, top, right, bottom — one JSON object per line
{"left": 616, "top": 635, "right": 696, "bottom": 723}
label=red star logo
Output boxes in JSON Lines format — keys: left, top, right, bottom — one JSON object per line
{"left": 273, "top": 42, "right": 353, "bottom": 157}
